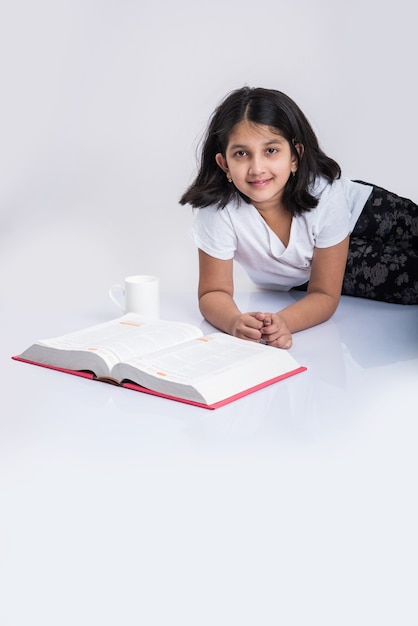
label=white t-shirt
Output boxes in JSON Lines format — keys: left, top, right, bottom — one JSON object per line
{"left": 191, "top": 177, "right": 373, "bottom": 290}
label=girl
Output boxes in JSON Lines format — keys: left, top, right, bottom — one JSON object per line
{"left": 180, "top": 87, "right": 418, "bottom": 349}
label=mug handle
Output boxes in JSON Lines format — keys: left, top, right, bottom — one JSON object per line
{"left": 109, "top": 284, "right": 125, "bottom": 312}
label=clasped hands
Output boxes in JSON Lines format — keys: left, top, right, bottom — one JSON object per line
{"left": 231, "top": 311, "right": 292, "bottom": 349}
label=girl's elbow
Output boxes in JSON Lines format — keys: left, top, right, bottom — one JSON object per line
{"left": 308, "top": 289, "right": 341, "bottom": 322}
{"left": 325, "top": 293, "right": 341, "bottom": 320}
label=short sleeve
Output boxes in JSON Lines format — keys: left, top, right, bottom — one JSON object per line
{"left": 190, "top": 206, "right": 237, "bottom": 260}
{"left": 314, "top": 184, "right": 351, "bottom": 248}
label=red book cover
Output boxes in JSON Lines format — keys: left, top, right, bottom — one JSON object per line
{"left": 12, "top": 355, "right": 307, "bottom": 410}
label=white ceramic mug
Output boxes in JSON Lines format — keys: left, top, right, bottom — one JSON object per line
{"left": 109, "top": 275, "right": 160, "bottom": 319}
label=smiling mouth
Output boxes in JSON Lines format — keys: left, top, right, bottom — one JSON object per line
{"left": 248, "top": 178, "right": 271, "bottom": 187}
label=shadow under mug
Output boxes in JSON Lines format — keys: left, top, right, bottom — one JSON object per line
{"left": 109, "top": 275, "right": 160, "bottom": 319}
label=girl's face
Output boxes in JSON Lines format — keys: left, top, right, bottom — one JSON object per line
{"left": 216, "top": 120, "right": 298, "bottom": 213}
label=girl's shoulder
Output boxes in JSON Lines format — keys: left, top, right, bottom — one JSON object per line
{"left": 193, "top": 197, "right": 255, "bottom": 220}
{"left": 311, "top": 175, "right": 373, "bottom": 196}
{"left": 310, "top": 175, "right": 347, "bottom": 200}
{"left": 310, "top": 176, "right": 373, "bottom": 210}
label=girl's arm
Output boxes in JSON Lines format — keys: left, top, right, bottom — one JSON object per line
{"left": 197, "top": 249, "right": 266, "bottom": 342}
{"left": 198, "top": 237, "right": 349, "bottom": 348}
{"left": 261, "top": 236, "right": 350, "bottom": 345}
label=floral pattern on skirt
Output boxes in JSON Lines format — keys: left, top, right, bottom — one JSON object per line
{"left": 342, "top": 181, "right": 418, "bottom": 305}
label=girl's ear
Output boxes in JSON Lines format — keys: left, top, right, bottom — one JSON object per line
{"left": 291, "top": 142, "right": 304, "bottom": 173}
{"left": 295, "top": 142, "right": 304, "bottom": 159}
{"left": 215, "top": 153, "right": 229, "bottom": 173}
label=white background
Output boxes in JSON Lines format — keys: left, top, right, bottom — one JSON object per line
{"left": 1, "top": 0, "right": 417, "bottom": 316}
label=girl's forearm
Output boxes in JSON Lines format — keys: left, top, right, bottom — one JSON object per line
{"left": 198, "top": 291, "right": 241, "bottom": 334}
{"left": 199, "top": 289, "right": 340, "bottom": 338}
{"left": 278, "top": 291, "right": 340, "bottom": 333}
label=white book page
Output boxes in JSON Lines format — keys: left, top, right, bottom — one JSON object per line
{"left": 36, "top": 314, "right": 203, "bottom": 370}
{"left": 123, "top": 335, "right": 260, "bottom": 382}
{"left": 115, "top": 332, "right": 299, "bottom": 387}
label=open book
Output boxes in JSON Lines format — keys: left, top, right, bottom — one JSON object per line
{"left": 13, "top": 313, "right": 306, "bottom": 409}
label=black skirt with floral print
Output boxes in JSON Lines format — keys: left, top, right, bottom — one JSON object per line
{"left": 342, "top": 181, "right": 418, "bottom": 305}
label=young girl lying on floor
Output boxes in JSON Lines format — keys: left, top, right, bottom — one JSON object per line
{"left": 180, "top": 87, "right": 418, "bottom": 348}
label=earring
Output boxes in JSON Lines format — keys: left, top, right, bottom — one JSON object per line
{"left": 226, "top": 174, "right": 232, "bottom": 183}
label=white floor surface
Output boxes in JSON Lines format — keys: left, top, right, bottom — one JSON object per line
{"left": 1, "top": 290, "right": 418, "bottom": 626}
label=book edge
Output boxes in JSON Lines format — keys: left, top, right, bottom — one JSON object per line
{"left": 12, "top": 356, "right": 307, "bottom": 410}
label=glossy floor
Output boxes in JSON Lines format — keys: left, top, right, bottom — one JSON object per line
{"left": 2, "top": 291, "right": 418, "bottom": 626}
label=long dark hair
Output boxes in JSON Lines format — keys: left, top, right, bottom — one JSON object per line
{"left": 179, "top": 86, "right": 341, "bottom": 215}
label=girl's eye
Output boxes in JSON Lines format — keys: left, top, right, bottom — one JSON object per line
{"left": 234, "top": 150, "right": 247, "bottom": 157}
{"left": 266, "top": 147, "right": 278, "bottom": 154}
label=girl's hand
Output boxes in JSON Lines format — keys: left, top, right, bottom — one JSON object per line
{"left": 230, "top": 312, "right": 266, "bottom": 342}
{"left": 258, "top": 312, "right": 293, "bottom": 349}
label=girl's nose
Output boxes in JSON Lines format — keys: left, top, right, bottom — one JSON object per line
{"left": 248, "top": 156, "right": 265, "bottom": 175}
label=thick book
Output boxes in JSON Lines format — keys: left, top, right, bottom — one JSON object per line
{"left": 12, "top": 313, "right": 307, "bottom": 409}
